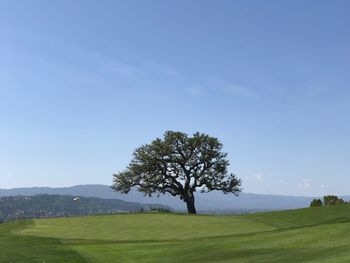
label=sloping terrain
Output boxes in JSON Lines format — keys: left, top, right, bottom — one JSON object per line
{"left": 1, "top": 205, "right": 350, "bottom": 262}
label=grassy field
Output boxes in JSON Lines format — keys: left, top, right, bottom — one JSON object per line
{"left": 1, "top": 206, "right": 350, "bottom": 262}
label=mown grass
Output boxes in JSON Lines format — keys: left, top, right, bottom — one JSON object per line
{"left": 0, "top": 221, "right": 85, "bottom": 263}
{"left": 18, "top": 213, "right": 274, "bottom": 241}
{"left": 2, "top": 205, "right": 350, "bottom": 262}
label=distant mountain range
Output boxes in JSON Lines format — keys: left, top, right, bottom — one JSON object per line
{"left": 2, "top": 184, "right": 347, "bottom": 212}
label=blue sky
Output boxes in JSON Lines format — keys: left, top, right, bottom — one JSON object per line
{"left": 1, "top": 0, "right": 350, "bottom": 196}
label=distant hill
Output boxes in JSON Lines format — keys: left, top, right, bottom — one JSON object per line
{"left": 2, "top": 184, "right": 345, "bottom": 212}
{"left": 0, "top": 194, "right": 170, "bottom": 223}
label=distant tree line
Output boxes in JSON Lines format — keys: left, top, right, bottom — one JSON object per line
{"left": 310, "top": 195, "right": 348, "bottom": 207}
{"left": 0, "top": 195, "right": 171, "bottom": 223}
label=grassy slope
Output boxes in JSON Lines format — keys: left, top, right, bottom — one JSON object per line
{"left": 18, "top": 213, "right": 274, "bottom": 241}
{"left": 0, "top": 221, "right": 85, "bottom": 263}
{"left": 1, "top": 206, "right": 350, "bottom": 262}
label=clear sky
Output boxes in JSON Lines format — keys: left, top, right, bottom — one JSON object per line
{"left": 1, "top": 0, "right": 350, "bottom": 196}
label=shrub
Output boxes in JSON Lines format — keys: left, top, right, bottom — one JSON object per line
{"left": 323, "top": 195, "right": 346, "bottom": 206}
{"left": 149, "top": 207, "right": 172, "bottom": 213}
{"left": 310, "top": 198, "right": 323, "bottom": 207}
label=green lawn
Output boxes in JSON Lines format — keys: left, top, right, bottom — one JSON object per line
{"left": 2, "top": 205, "right": 350, "bottom": 262}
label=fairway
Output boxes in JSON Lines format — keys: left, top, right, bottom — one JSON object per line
{"left": 2, "top": 206, "right": 350, "bottom": 262}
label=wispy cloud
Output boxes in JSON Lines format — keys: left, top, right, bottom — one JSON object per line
{"left": 307, "top": 85, "right": 333, "bottom": 97}
{"left": 85, "top": 53, "right": 146, "bottom": 79}
{"left": 320, "top": 184, "right": 329, "bottom": 189}
{"left": 142, "top": 59, "right": 183, "bottom": 79}
{"left": 193, "top": 77, "right": 258, "bottom": 99}
{"left": 83, "top": 51, "right": 260, "bottom": 101}
{"left": 109, "top": 61, "right": 145, "bottom": 79}
{"left": 245, "top": 173, "right": 263, "bottom": 183}
{"left": 298, "top": 178, "right": 311, "bottom": 190}
{"left": 186, "top": 85, "right": 205, "bottom": 96}
{"left": 253, "top": 174, "right": 263, "bottom": 181}
{"left": 226, "top": 84, "right": 257, "bottom": 97}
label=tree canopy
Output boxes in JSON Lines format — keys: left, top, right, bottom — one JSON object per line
{"left": 310, "top": 198, "right": 322, "bottom": 207}
{"left": 112, "top": 131, "right": 242, "bottom": 214}
{"left": 323, "top": 195, "right": 346, "bottom": 206}
{"left": 309, "top": 195, "right": 348, "bottom": 207}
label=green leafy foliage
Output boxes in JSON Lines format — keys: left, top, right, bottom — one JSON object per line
{"left": 112, "top": 131, "right": 242, "bottom": 213}
{"left": 323, "top": 195, "right": 347, "bottom": 206}
{"left": 310, "top": 198, "right": 323, "bottom": 207}
{"left": 308, "top": 195, "right": 348, "bottom": 207}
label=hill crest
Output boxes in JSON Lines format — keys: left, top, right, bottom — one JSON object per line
{"left": 2, "top": 184, "right": 342, "bottom": 212}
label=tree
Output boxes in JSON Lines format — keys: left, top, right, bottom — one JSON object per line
{"left": 323, "top": 195, "right": 346, "bottom": 206}
{"left": 310, "top": 198, "right": 322, "bottom": 207}
{"left": 112, "top": 131, "right": 242, "bottom": 214}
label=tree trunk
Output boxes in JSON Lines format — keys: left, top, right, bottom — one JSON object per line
{"left": 184, "top": 193, "right": 197, "bottom": 214}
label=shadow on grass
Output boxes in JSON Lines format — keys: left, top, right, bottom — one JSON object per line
{"left": 115, "top": 244, "right": 350, "bottom": 263}
{"left": 0, "top": 220, "right": 86, "bottom": 263}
